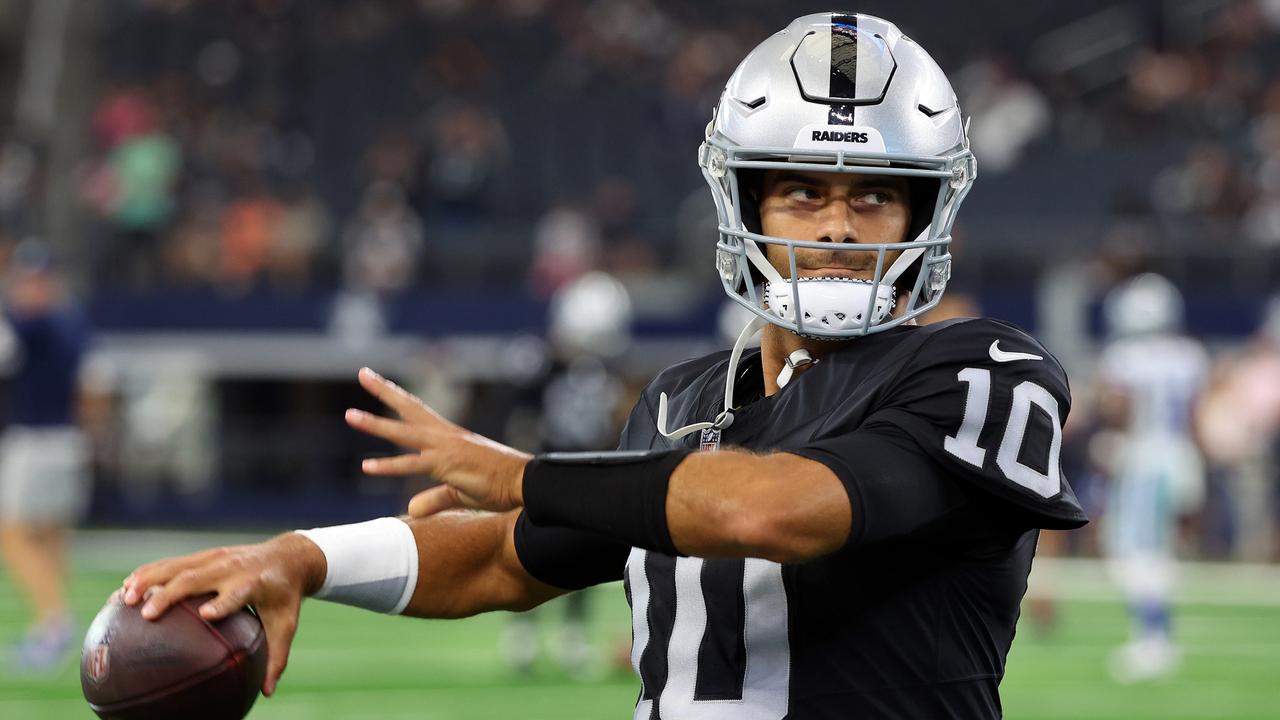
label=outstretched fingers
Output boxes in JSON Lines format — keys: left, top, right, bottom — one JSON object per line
{"left": 345, "top": 409, "right": 431, "bottom": 449}
{"left": 357, "top": 368, "right": 451, "bottom": 426}
{"left": 362, "top": 452, "right": 438, "bottom": 477}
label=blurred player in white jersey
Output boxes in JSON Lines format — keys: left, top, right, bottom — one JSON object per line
{"left": 1097, "top": 273, "right": 1208, "bottom": 682}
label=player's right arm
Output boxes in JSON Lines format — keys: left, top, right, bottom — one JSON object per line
{"left": 398, "top": 510, "right": 565, "bottom": 617}
{"left": 121, "top": 509, "right": 574, "bottom": 695}
{"left": 124, "top": 367, "right": 632, "bottom": 696}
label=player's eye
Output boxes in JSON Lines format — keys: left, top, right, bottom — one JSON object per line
{"left": 857, "top": 191, "right": 893, "bottom": 206}
{"left": 784, "top": 186, "right": 823, "bottom": 204}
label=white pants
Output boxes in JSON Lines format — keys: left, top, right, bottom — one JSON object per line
{"left": 0, "top": 426, "right": 91, "bottom": 524}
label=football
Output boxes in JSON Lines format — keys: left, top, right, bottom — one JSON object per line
{"left": 80, "top": 592, "right": 268, "bottom": 720}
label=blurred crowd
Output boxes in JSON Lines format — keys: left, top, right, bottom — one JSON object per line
{"left": 0, "top": 0, "right": 1277, "bottom": 561}
{"left": 0, "top": 0, "right": 1272, "bottom": 301}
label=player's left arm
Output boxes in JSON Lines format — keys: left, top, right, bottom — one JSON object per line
{"left": 351, "top": 370, "right": 879, "bottom": 564}
{"left": 662, "top": 451, "right": 851, "bottom": 562}
{"left": 352, "top": 321, "right": 1087, "bottom": 564}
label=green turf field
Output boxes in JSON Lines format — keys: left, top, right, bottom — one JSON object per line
{"left": 2, "top": 532, "right": 1279, "bottom": 719}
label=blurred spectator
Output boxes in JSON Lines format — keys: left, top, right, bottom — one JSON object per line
{"left": 0, "top": 140, "right": 38, "bottom": 232}
{"left": 592, "top": 176, "right": 660, "bottom": 281}
{"left": 1196, "top": 299, "right": 1280, "bottom": 561}
{"left": 38, "top": 0, "right": 1274, "bottom": 302}
{"left": 218, "top": 184, "right": 284, "bottom": 292}
{"left": 1151, "top": 143, "right": 1252, "bottom": 224}
{"left": 81, "top": 88, "right": 181, "bottom": 289}
{"left": 268, "top": 184, "right": 330, "bottom": 292}
{"left": 660, "top": 29, "right": 741, "bottom": 137}
{"left": 527, "top": 203, "right": 600, "bottom": 297}
{"left": 162, "top": 194, "right": 222, "bottom": 288}
{"left": 343, "top": 181, "right": 424, "bottom": 294}
{"left": 1244, "top": 79, "right": 1280, "bottom": 247}
{"left": 957, "top": 55, "right": 1051, "bottom": 174}
{"left": 415, "top": 102, "right": 509, "bottom": 223}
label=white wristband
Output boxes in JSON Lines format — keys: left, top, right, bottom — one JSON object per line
{"left": 295, "top": 517, "right": 419, "bottom": 615}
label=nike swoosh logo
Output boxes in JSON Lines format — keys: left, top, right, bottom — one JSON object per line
{"left": 989, "top": 340, "right": 1043, "bottom": 363}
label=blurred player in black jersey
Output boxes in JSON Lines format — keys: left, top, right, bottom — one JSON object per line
{"left": 501, "top": 272, "right": 630, "bottom": 677}
{"left": 125, "top": 13, "right": 1087, "bottom": 718}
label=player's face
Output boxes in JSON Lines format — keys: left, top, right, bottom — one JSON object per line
{"left": 6, "top": 270, "right": 58, "bottom": 313}
{"left": 758, "top": 169, "right": 912, "bottom": 281}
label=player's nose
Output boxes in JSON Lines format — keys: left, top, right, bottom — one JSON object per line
{"left": 814, "top": 200, "right": 858, "bottom": 244}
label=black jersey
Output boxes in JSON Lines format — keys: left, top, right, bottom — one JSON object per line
{"left": 541, "top": 357, "right": 625, "bottom": 453}
{"left": 514, "top": 318, "right": 1087, "bottom": 719}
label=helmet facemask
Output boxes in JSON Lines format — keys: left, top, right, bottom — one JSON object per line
{"left": 702, "top": 138, "right": 974, "bottom": 339}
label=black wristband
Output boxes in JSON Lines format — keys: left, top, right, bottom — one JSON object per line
{"left": 522, "top": 449, "right": 693, "bottom": 556}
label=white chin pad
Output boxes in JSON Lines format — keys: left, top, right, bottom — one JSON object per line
{"left": 765, "top": 278, "right": 896, "bottom": 334}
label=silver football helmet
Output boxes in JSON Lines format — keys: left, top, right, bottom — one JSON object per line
{"left": 548, "top": 271, "right": 633, "bottom": 358}
{"left": 700, "top": 12, "right": 977, "bottom": 338}
{"left": 1104, "top": 273, "right": 1184, "bottom": 337}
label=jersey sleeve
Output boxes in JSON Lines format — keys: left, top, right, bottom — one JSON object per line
{"left": 512, "top": 390, "right": 661, "bottom": 590}
{"left": 513, "top": 511, "right": 629, "bottom": 590}
{"left": 859, "top": 319, "right": 1087, "bottom": 529}
{"left": 793, "top": 425, "right": 980, "bottom": 547}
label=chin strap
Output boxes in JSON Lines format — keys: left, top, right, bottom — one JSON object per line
{"left": 656, "top": 314, "right": 822, "bottom": 441}
{"left": 657, "top": 314, "right": 768, "bottom": 440}
{"left": 775, "top": 348, "right": 816, "bottom": 389}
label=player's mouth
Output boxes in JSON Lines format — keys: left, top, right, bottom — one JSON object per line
{"left": 799, "top": 267, "right": 871, "bottom": 280}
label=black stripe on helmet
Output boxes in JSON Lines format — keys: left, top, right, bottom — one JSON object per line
{"left": 828, "top": 12, "right": 858, "bottom": 125}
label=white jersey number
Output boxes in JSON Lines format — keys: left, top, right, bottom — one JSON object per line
{"left": 943, "top": 367, "right": 1063, "bottom": 498}
{"left": 628, "top": 551, "right": 790, "bottom": 720}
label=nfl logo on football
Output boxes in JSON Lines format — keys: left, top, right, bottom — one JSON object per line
{"left": 86, "top": 639, "right": 111, "bottom": 685}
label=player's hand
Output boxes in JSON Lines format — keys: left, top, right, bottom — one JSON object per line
{"left": 120, "top": 532, "right": 325, "bottom": 697}
{"left": 345, "top": 367, "right": 531, "bottom": 517}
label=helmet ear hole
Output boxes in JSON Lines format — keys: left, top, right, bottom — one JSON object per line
{"left": 737, "top": 169, "right": 765, "bottom": 234}
{"left": 893, "top": 176, "right": 944, "bottom": 299}
{"left": 904, "top": 177, "right": 937, "bottom": 243}
{"left": 735, "top": 169, "right": 769, "bottom": 290}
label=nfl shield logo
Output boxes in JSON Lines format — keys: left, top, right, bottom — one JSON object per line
{"left": 699, "top": 428, "right": 721, "bottom": 451}
{"left": 86, "top": 641, "right": 110, "bottom": 685}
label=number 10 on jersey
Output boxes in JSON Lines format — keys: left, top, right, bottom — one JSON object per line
{"left": 943, "top": 367, "right": 1064, "bottom": 498}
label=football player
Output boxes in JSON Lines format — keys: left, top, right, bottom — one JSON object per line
{"left": 1097, "top": 273, "right": 1208, "bottom": 682}
{"left": 501, "top": 271, "right": 631, "bottom": 677}
{"left": 123, "top": 14, "right": 1086, "bottom": 717}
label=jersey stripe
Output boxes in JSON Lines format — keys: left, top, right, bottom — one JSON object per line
{"left": 627, "top": 550, "right": 654, "bottom": 720}
{"left": 694, "top": 559, "right": 747, "bottom": 700}
{"left": 658, "top": 558, "right": 705, "bottom": 718}
{"left": 640, "top": 551, "right": 676, "bottom": 716}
